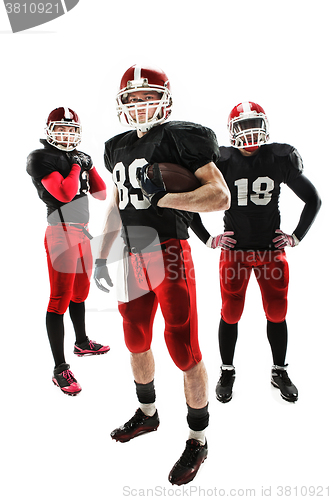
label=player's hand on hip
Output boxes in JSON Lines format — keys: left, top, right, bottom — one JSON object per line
{"left": 136, "top": 163, "right": 167, "bottom": 207}
{"left": 273, "top": 229, "right": 299, "bottom": 248}
{"left": 206, "top": 231, "right": 237, "bottom": 249}
{"left": 94, "top": 259, "right": 113, "bottom": 293}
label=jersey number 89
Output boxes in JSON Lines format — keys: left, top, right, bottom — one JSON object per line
{"left": 113, "top": 159, "right": 151, "bottom": 210}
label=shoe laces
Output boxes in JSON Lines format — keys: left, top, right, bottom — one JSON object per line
{"left": 275, "top": 369, "right": 292, "bottom": 385}
{"left": 219, "top": 370, "right": 235, "bottom": 386}
{"left": 178, "top": 440, "right": 202, "bottom": 466}
{"left": 62, "top": 369, "right": 76, "bottom": 384}
{"left": 124, "top": 409, "right": 148, "bottom": 428}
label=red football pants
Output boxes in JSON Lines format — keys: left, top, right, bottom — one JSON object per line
{"left": 118, "top": 239, "right": 202, "bottom": 372}
{"left": 44, "top": 225, "right": 92, "bottom": 315}
{"left": 219, "top": 249, "right": 289, "bottom": 324}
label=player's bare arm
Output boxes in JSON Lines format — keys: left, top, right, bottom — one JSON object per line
{"left": 98, "top": 186, "right": 122, "bottom": 259}
{"left": 157, "top": 162, "right": 231, "bottom": 212}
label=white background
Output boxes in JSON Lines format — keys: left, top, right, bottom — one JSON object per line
{"left": 1, "top": 1, "right": 332, "bottom": 499}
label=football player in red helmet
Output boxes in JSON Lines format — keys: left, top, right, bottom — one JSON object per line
{"left": 46, "top": 107, "right": 82, "bottom": 151}
{"left": 116, "top": 65, "right": 172, "bottom": 134}
{"left": 27, "top": 107, "right": 110, "bottom": 396}
{"left": 94, "top": 65, "right": 230, "bottom": 485}
{"left": 191, "top": 101, "right": 321, "bottom": 404}
{"left": 227, "top": 101, "right": 269, "bottom": 153}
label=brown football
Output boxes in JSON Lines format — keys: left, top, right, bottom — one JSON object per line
{"left": 147, "top": 163, "right": 201, "bottom": 193}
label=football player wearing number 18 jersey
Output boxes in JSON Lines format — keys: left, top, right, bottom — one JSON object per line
{"left": 93, "top": 65, "right": 230, "bottom": 485}
{"left": 192, "top": 102, "right": 321, "bottom": 403}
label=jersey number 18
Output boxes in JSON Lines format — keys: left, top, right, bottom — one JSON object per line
{"left": 234, "top": 176, "right": 274, "bottom": 206}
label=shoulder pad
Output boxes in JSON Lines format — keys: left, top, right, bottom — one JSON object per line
{"left": 218, "top": 146, "right": 233, "bottom": 161}
{"left": 289, "top": 147, "right": 304, "bottom": 173}
{"left": 269, "top": 142, "right": 294, "bottom": 157}
{"left": 165, "top": 120, "right": 216, "bottom": 139}
{"left": 26, "top": 148, "right": 59, "bottom": 179}
{"left": 269, "top": 143, "right": 304, "bottom": 172}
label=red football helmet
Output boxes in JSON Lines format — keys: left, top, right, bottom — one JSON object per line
{"left": 228, "top": 102, "right": 269, "bottom": 152}
{"left": 45, "top": 107, "right": 82, "bottom": 151}
{"left": 116, "top": 65, "right": 172, "bottom": 132}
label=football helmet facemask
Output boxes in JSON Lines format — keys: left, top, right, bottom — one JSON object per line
{"left": 46, "top": 107, "right": 82, "bottom": 151}
{"left": 228, "top": 102, "right": 269, "bottom": 152}
{"left": 116, "top": 65, "right": 172, "bottom": 133}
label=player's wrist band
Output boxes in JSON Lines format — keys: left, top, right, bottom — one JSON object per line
{"left": 291, "top": 233, "right": 300, "bottom": 246}
{"left": 206, "top": 236, "right": 213, "bottom": 248}
{"left": 151, "top": 191, "right": 167, "bottom": 215}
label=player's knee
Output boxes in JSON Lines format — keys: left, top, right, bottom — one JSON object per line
{"left": 171, "top": 352, "right": 202, "bottom": 372}
{"left": 221, "top": 301, "right": 244, "bottom": 324}
{"left": 47, "top": 297, "right": 71, "bottom": 315}
{"left": 165, "top": 335, "right": 202, "bottom": 371}
{"left": 71, "top": 286, "right": 90, "bottom": 304}
{"left": 265, "top": 301, "right": 287, "bottom": 323}
{"left": 124, "top": 330, "right": 151, "bottom": 354}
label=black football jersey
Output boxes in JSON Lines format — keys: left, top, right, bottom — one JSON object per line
{"left": 104, "top": 121, "right": 220, "bottom": 249}
{"left": 216, "top": 143, "right": 304, "bottom": 250}
{"left": 26, "top": 140, "right": 90, "bottom": 224}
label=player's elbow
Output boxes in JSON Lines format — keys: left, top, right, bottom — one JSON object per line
{"left": 308, "top": 191, "right": 322, "bottom": 215}
{"left": 214, "top": 185, "right": 231, "bottom": 211}
{"left": 91, "top": 189, "right": 107, "bottom": 201}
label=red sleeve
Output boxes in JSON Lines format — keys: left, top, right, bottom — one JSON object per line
{"left": 41, "top": 164, "right": 81, "bottom": 202}
{"left": 89, "top": 167, "right": 107, "bottom": 200}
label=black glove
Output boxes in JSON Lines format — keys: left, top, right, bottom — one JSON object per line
{"left": 136, "top": 163, "right": 167, "bottom": 209}
{"left": 68, "top": 152, "right": 93, "bottom": 171}
{"left": 94, "top": 259, "right": 113, "bottom": 293}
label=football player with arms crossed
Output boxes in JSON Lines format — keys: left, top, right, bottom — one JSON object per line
{"left": 94, "top": 65, "right": 230, "bottom": 485}
{"left": 192, "top": 102, "right": 321, "bottom": 403}
{"left": 27, "top": 107, "right": 110, "bottom": 396}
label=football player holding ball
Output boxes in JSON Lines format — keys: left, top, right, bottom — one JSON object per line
{"left": 94, "top": 65, "right": 230, "bottom": 485}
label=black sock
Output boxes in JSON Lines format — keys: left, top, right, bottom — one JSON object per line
{"left": 267, "top": 320, "right": 288, "bottom": 366}
{"left": 187, "top": 404, "right": 209, "bottom": 431}
{"left": 218, "top": 318, "right": 238, "bottom": 365}
{"left": 46, "top": 311, "right": 66, "bottom": 367}
{"left": 69, "top": 301, "right": 88, "bottom": 345}
{"left": 135, "top": 380, "right": 156, "bottom": 404}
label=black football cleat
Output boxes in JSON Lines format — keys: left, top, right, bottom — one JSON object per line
{"left": 168, "top": 439, "right": 208, "bottom": 485}
{"left": 110, "top": 408, "right": 160, "bottom": 443}
{"left": 271, "top": 365, "right": 298, "bottom": 402}
{"left": 215, "top": 365, "right": 235, "bottom": 403}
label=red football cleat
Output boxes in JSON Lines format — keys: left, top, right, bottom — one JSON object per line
{"left": 74, "top": 339, "right": 110, "bottom": 357}
{"left": 52, "top": 363, "right": 82, "bottom": 396}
